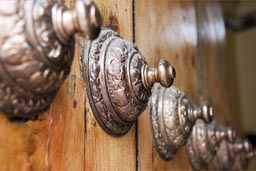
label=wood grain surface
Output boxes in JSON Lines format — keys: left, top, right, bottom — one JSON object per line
{"left": 0, "top": 0, "right": 238, "bottom": 170}
{"left": 136, "top": 0, "right": 198, "bottom": 170}
{"left": 81, "top": 0, "right": 136, "bottom": 171}
{"left": 196, "top": 1, "right": 233, "bottom": 125}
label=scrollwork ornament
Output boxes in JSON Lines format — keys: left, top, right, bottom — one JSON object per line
{"left": 213, "top": 139, "right": 252, "bottom": 170}
{"left": 232, "top": 147, "right": 256, "bottom": 170}
{"left": 81, "top": 27, "right": 176, "bottom": 136}
{"left": 0, "top": 0, "right": 102, "bottom": 117}
{"left": 149, "top": 85, "right": 214, "bottom": 160}
{"left": 186, "top": 120, "right": 236, "bottom": 170}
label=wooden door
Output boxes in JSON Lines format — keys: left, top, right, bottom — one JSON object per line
{"left": 0, "top": 0, "right": 235, "bottom": 170}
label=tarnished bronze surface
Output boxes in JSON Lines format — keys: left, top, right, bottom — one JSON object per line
{"left": 233, "top": 145, "right": 256, "bottom": 170}
{"left": 213, "top": 139, "right": 252, "bottom": 170}
{"left": 80, "top": 27, "right": 175, "bottom": 136}
{"left": 0, "top": 0, "right": 101, "bottom": 117}
{"left": 149, "top": 85, "right": 214, "bottom": 160}
{"left": 186, "top": 120, "right": 236, "bottom": 170}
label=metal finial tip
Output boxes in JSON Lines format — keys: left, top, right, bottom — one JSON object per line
{"left": 201, "top": 103, "right": 214, "bottom": 123}
{"left": 243, "top": 140, "right": 251, "bottom": 152}
{"left": 87, "top": 2, "right": 102, "bottom": 39}
{"left": 157, "top": 60, "right": 176, "bottom": 87}
{"left": 75, "top": 1, "right": 102, "bottom": 40}
{"left": 141, "top": 59, "right": 175, "bottom": 90}
{"left": 226, "top": 127, "right": 236, "bottom": 142}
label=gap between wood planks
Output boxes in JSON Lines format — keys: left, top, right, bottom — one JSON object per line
{"left": 132, "top": 0, "right": 139, "bottom": 171}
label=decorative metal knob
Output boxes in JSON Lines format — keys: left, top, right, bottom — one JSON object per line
{"left": 232, "top": 140, "right": 256, "bottom": 170}
{"left": 149, "top": 85, "right": 214, "bottom": 160}
{"left": 186, "top": 120, "right": 236, "bottom": 170}
{"left": 80, "top": 27, "right": 176, "bottom": 136}
{"left": 0, "top": 0, "right": 102, "bottom": 117}
{"left": 213, "top": 139, "right": 252, "bottom": 170}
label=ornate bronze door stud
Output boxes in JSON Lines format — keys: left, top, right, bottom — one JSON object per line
{"left": 80, "top": 27, "right": 176, "bottom": 136}
{"left": 186, "top": 120, "right": 236, "bottom": 170}
{"left": 149, "top": 85, "right": 214, "bottom": 160}
{"left": 213, "top": 138, "right": 253, "bottom": 170}
{"left": 0, "top": 0, "right": 102, "bottom": 117}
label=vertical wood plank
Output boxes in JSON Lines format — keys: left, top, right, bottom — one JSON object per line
{"left": 0, "top": 0, "right": 136, "bottom": 170}
{"left": 136, "top": 0, "right": 198, "bottom": 170}
{"left": 196, "top": 1, "right": 233, "bottom": 126}
{"left": 0, "top": 1, "right": 237, "bottom": 171}
{"left": 46, "top": 47, "right": 86, "bottom": 171}
{"left": 196, "top": 2, "right": 236, "bottom": 169}
{"left": 83, "top": 1, "right": 136, "bottom": 171}
{"left": 42, "top": 1, "right": 86, "bottom": 170}
{"left": 0, "top": 112, "right": 48, "bottom": 170}
{"left": 0, "top": 1, "right": 85, "bottom": 170}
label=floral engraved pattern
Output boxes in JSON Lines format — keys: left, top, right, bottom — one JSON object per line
{"left": 186, "top": 120, "right": 210, "bottom": 170}
{"left": 82, "top": 27, "right": 151, "bottom": 136}
{"left": 150, "top": 85, "right": 196, "bottom": 160}
{"left": 83, "top": 28, "right": 132, "bottom": 136}
{"left": 150, "top": 84, "right": 173, "bottom": 160}
{"left": 129, "top": 53, "right": 150, "bottom": 103}
{"left": 107, "top": 44, "right": 130, "bottom": 107}
{"left": 233, "top": 151, "right": 250, "bottom": 170}
{"left": 0, "top": 0, "right": 74, "bottom": 116}
{"left": 106, "top": 40, "right": 150, "bottom": 122}
{"left": 186, "top": 120, "right": 223, "bottom": 170}
{"left": 213, "top": 141, "right": 236, "bottom": 170}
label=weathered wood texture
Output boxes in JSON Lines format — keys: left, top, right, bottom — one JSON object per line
{"left": 82, "top": 0, "right": 136, "bottom": 171}
{"left": 0, "top": 0, "right": 237, "bottom": 171}
{"left": 196, "top": 1, "right": 234, "bottom": 169}
{"left": 196, "top": 1, "right": 233, "bottom": 125}
{"left": 0, "top": 0, "right": 136, "bottom": 170}
{"left": 136, "top": 0, "right": 198, "bottom": 170}
{"left": 0, "top": 45, "right": 85, "bottom": 171}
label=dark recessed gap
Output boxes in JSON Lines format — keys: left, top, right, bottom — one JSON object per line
{"left": 8, "top": 114, "right": 38, "bottom": 123}
{"left": 132, "top": 0, "right": 139, "bottom": 170}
